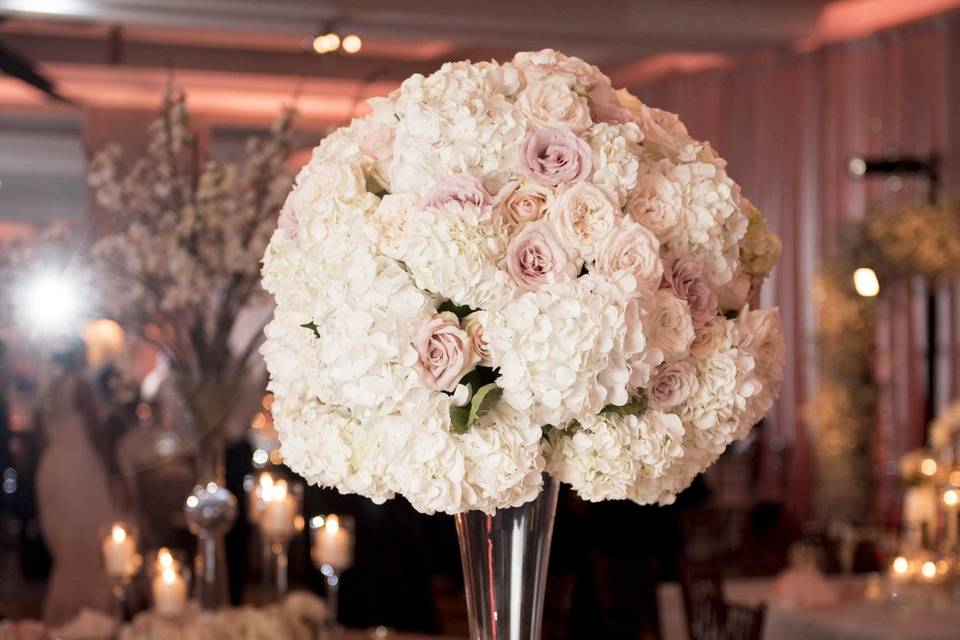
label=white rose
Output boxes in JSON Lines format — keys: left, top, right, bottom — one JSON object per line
{"left": 294, "top": 161, "right": 365, "bottom": 215}
{"left": 518, "top": 81, "right": 593, "bottom": 132}
{"left": 371, "top": 193, "right": 416, "bottom": 258}
{"left": 548, "top": 182, "right": 618, "bottom": 261}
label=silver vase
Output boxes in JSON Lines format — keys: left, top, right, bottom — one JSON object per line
{"left": 455, "top": 474, "right": 560, "bottom": 640}
{"left": 184, "top": 431, "right": 237, "bottom": 609}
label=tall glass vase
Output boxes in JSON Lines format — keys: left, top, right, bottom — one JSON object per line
{"left": 455, "top": 474, "right": 560, "bottom": 640}
{"left": 183, "top": 398, "right": 237, "bottom": 609}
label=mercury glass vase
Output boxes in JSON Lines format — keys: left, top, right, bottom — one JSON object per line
{"left": 455, "top": 474, "right": 560, "bottom": 640}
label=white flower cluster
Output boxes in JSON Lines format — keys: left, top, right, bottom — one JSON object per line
{"left": 262, "top": 50, "right": 786, "bottom": 514}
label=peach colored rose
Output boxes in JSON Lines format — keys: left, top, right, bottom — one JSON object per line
{"left": 496, "top": 180, "right": 553, "bottom": 225}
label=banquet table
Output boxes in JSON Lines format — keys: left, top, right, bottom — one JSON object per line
{"left": 658, "top": 575, "right": 960, "bottom": 640}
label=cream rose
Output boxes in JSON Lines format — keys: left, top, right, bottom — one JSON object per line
{"left": 414, "top": 312, "right": 478, "bottom": 392}
{"left": 648, "top": 360, "right": 699, "bottom": 411}
{"left": 293, "top": 162, "right": 364, "bottom": 213}
{"left": 548, "top": 182, "right": 617, "bottom": 261}
{"left": 649, "top": 289, "right": 695, "bottom": 358}
{"left": 626, "top": 171, "right": 682, "bottom": 240}
{"left": 505, "top": 221, "right": 577, "bottom": 291}
{"left": 595, "top": 221, "right": 663, "bottom": 294}
{"left": 738, "top": 308, "right": 785, "bottom": 377}
{"left": 496, "top": 180, "right": 553, "bottom": 225}
{"left": 518, "top": 81, "right": 593, "bottom": 132}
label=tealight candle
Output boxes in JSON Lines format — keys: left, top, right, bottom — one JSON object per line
{"left": 312, "top": 514, "right": 353, "bottom": 572}
{"left": 152, "top": 566, "right": 188, "bottom": 616}
{"left": 102, "top": 523, "right": 136, "bottom": 579}
{"left": 260, "top": 478, "right": 297, "bottom": 540}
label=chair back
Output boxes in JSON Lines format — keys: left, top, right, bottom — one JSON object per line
{"left": 679, "top": 562, "right": 726, "bottom": 640}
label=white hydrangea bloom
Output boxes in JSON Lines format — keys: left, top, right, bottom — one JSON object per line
{"left": 484, "top": 274, "right": 637, "bottom": 426}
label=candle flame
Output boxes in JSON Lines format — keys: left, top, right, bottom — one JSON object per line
{"left": 162, "top": 567, "right": 177, "bottom": 584}
{"left": 892, "top": 556, "right": 909, "bottom": 574}
{"left": 326, "top": 514, "right": 340, "bottom": 533}
{"left": 111, "top": 524, "right": 127, "bottom": 543}
{"left": 158, "top": 547, "right": 173, "bottom": 568}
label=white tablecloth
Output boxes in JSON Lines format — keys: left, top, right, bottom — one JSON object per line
{"left": 658, "top": 576, "right": 960, "bottom": 640}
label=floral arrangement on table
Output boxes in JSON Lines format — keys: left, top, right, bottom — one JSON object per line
{"left": 261, "top": 49, "right": 785, "bottom": 514}
{"left": 930, "top": 400, "right": 960, "bottom": 462}
{"left": 87, "top": 89, "right": 296, "bottom": 457}
{"left": 0, "top": 593, "right": 324, "bottom": 640}
{"left": 809, "top": 200, "right": 960, "bottom": 521}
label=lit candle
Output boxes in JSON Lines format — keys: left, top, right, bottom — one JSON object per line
{"left": 260, "top": 478, "right": 297, "bottom": 539}
{"left": 101, "top": 523, "right": 136, "bottom": 579}
{"left": 152, "top": 566, "right": 188, "bottom": 616}
{"left": 920, "top": 560, "right": 939, "bottom": 582}
{"left": 944, "top": 490, "right": 958, "bottom": 548}
{"left": 890, "top": 555, "right": 911, "bottom": 583}
{"left": 248, "top": 472, "right": 273, "bottom": 524}
{"left": 312, "top": 514, "right": 353, "bottom": 572}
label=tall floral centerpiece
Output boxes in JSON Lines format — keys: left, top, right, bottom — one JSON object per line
{"left": 88, "top": 91, "right": 295, "bottom": 606}
{"left": 262, "top": 50, "right": 784, "bottom": 638}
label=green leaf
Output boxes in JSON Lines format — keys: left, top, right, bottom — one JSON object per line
{"left": 437, "top": 299, "right": 474, "bottom": 319}
{"left": 301, "top": 321, "right": 320, "bottom": 338}
{"left": 601, "top": 397, "right": 647, "bottom": 417}
{"left": 450, "top": 403, "right": 470, "bottom": 434}
{"left": 449, "top": 380, "right": 502, "bottom": 435}
{"left": 468, "top": 382, "right": 502, "bottom": 426}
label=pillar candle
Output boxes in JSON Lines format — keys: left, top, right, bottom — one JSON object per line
{"left": 102, "top": 523, "right": 136, "bottom": 578}
{"left": 313, "top": 514, "right": 353, "bottom": 572}
{"left": 261, "top": 479, "right": 297, "bottom": 539}
{"left": 152, "top": 567, "right": 188, "bottom": 616}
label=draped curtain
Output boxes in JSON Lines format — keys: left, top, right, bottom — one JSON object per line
{"left": 635, "top": 9, "right": 960, "bottom": 522}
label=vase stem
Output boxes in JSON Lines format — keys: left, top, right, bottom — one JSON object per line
{"left": 455, "top": 474, "right": 560, "bottom": 640}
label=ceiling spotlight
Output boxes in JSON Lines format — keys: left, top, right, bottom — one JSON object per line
{"left": 852, "top": 267, "right": 879, "bottom": 298}
{"left": 342, "top": 34, "right": 362, "bottom": 54}
{"left": 312, "top": 32, "right": 340, "bottom": 54}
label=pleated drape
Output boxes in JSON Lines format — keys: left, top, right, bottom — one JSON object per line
{"left": 636, "top": 10, "right": 960, "bottom": 522}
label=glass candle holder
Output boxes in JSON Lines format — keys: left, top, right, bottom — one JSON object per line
{"left": 310, "top": 514, "right": 355, "bottom": 634}
{"left": 257, "top": 478, "right": 303, "bottom": 598}
{"left": 99, "top": 521, "right": 141, "bottom": 626}
{"left": 148, "top": 548, "right": 191, "bottom": 617}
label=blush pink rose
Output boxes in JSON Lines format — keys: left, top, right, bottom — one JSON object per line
{"left": 668, "top": 258, "right": 718, "bottom": 324}
{"left": 520, "top": 127, "right": 592, "bottom": 187}
{"left": 421, "top": 174, "right": 492, "bottom": 210}
{"left": 505, "top": 222, "right": 576, "bottom": 291}
{"left": 690, "top": 317, "right": 727, "bottom": 358}
{"left": 595, "top": 222, "right": 664, "bottom": 294}
{"left": 648, "top": 360, "right": 699, "bottom": 411}
{"left": 414, "top": 312, "right": 477, "bottom": 392}
{"left": 588, "top": 84, "right": 634, "bottom": 125}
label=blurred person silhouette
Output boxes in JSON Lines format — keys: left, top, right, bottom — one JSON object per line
{"left": 33, "top": 339, "right": 115, "bottom": 624}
